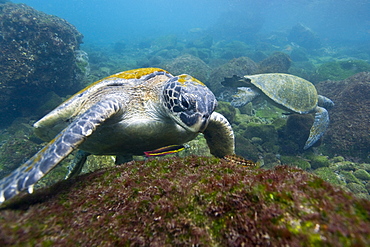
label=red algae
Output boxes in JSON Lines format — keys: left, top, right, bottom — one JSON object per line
{"left": 0, "top": 156, "right": 369, "bottom": 246}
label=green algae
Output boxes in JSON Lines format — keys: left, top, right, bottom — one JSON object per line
{"left": 254, "top": 104, "right": 284, "bottom": 120}
{"left": 340, "top": 170, "right": 362, "bottom": 184}
{"left": 243, "top": 122, "right": 273, "bottom": 138}
{"left": 354, "top": 169, "right": 370, "bottom": 181}
{"left": 215, "top": 101, "right": 236, "bottom": 124}
{"left": 347, "top": 183, "right": 368, "bottom": 195}
{"left": 280, "top": 155, "right": 311, "bottom": 170}
{"left": 313, "top": 167, "right": 345, "bottom": 186}
{"left": 314, "top": 60, "right": 370, "bottom": 82}
{"left": 305, "top": 154, "right": 330, "bottom": 169}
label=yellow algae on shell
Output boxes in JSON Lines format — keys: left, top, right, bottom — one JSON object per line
{"left": 80, "top": 68, "right": 168, "bottom": 93}
{"left": 106, "top": 68, "right": 168, "bottom": 80}
{"left": 177, "top": 74, "right": 205, "bottom": 86}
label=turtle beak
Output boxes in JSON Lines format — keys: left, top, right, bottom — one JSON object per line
{"left": 179, "top": 111, "right": 210, "bottom": 133}
{"left": 199, "top": 113, "right": 210, "bottom": 132}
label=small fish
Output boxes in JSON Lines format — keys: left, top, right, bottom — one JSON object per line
{"left": 144, "top": 144, "right": 186, "bottom": 157}
{"left": 224, "top": 154, "right": 257, "bottom": 167}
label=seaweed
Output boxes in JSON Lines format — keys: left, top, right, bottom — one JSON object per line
{"left": 1, "top": 156, "right": 369, "bottom": 246}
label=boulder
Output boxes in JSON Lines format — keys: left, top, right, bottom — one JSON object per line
{"left": 316, "top": 72, "right": 370, "bottom": 161}
{"left": 0, "top": 3, "right": 84, "bottom": 125}
{"left": 162, "top": 54, "right": 211, "bottom": 83}
{"left": 1, "top": 156, "right": 369, "bottom": 246}
{"left": 288, "top": 23, "right": 321, "bottom": 50}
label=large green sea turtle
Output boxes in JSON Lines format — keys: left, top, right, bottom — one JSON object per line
{"left": 223, "top": 73, "right": 334, "bottom": 149}
{"left": 0, "top": 68, "right": 234, "bottom": 204}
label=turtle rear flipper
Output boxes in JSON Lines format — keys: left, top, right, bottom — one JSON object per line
{"left": 203, "top": 112, "right": 235, "bottom": 157}
{"left": 0, "top": 98, "right": 123, "bottom": 204}
{"left": 304, "top": 106, "right": 329, "bottom": 150}
{"left": 318, "top": 95, "right": 334, "bottom": 110}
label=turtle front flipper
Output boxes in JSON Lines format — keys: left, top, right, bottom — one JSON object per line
{"left": 0, "top": 98, "right": 123, "bottom": 204}
{"left": 231, "top": 87, "right": 260, "bottom": 108}
{"left": 304, "top": 106, "right": 329, "bottom": 150}
{"left": 203, "top": 112, "right": 235, "bottom": 157}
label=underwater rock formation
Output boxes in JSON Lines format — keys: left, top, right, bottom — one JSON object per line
{"left": 0, "top": 3, "right": 84, "bottom": 126}
{"left": 0, "top": 118, "right": 43, "bottom": 178}
{"left": 213, "top": 40, "right": 252, "bottom": 60}
{"left": 288, "top": 23, "right": 321, "bottom": 50}
{"left": 214, "top": 101, "right": 236, "bottom": 125}
{"left": 162, "top": 54, "right": 211, "bottom": 83}
{"left": 312, "top": 60, "right": 370, "bottom": 83}
{"left": 316, "top": 72, "right": 370, "bottom": 161}
{"left": 278, "top": 114, "right": 316, "bottom": 155}
{"left": 257, "top": 52, "right": 291, "bottom": 73}
{"left": 290, "top": 48, "right": 309, "bottom": 62}
{"left": 0, "top": 156, "right": 369, "bottom": 246}
{"left": 186, "top": 34, "right": 213, "bottom": 49}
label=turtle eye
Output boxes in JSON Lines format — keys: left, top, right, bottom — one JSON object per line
{"left": 180, "top": 94, "right": 196, "bottom": 110}
{"left": 180, "top": 95, "right": 189, "bottom": 109}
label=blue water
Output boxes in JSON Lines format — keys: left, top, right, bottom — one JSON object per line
{"left": 13, "top": 0, "right": 370, "bottom": 45}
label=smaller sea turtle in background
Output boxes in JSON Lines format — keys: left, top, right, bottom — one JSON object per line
{"left": 0, "top": 68, "right": 235, "bottom": 204}
{"left": 223, "top": 73, "right": 334, "bottom": 149}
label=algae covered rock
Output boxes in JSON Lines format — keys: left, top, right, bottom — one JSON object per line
{"left": 243, "top": 123, "right": 278, "bottom": 145}
{"left": 1, "top": 156, "right": 369, "bottom": 246}
{"left": 257, "top": 52, "right": 291, "bottom": 73}
{"left": 234, "top": 122, "right": 280, "bottom": 162}
{"left": 186, "top": 34, "right": 213, "bottom": 49}
{"left": 317, "top": 158, "right": 370, "bottom": 199}
{"left": 290, "top": 48, "right": 309, "bottom": 62}
{"left": 280, "top": 155, "right": 311, "bottom": 170}
{"left": 314, "top": 167, "right": 345, "bottom": 186}
{"left": 213, "top": 40, "right": 251, "bottom": 60}
{"left": 0, "top": 3, "right": 84, "bottom": 125}
{"left": 234, "top": 133, "right": 261, "bottom": 161}
{"left": 278, "top": 114, "right": 315, "bottom": 155}
{"left": 214, "top": 101, "right": 236, "bottom": 124}
{"left": 0, "top": 118, "right": 42, "bottom": 178}
{"left": 288, "top": 23, "right": 321, "bottom": 50}
{"left": 162, "top": 54, "right": 211, "bottom": 83}
{"left": 306, "top": 154, "right": 330, "bottom": 169}
{"left": 316, "top": 72, "right": 370, "bottom": 161}
{"left": 313, "top": 60, "right": 370, "bottom": 82}
{"left": 354, "top": 169, "right": 370, "bottom": 181}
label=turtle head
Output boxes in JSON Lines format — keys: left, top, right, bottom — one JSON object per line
{"left": 162, "top": 74, "right": 217, "bottom": 133}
